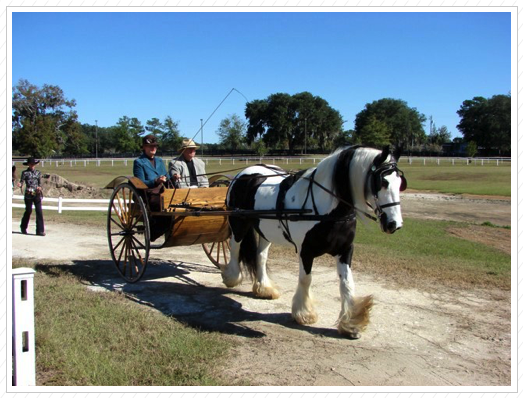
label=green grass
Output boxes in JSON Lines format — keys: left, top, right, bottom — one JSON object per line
{"left": 352, "top": 218, "right": 511, "bottom": 289}
{"left": 13, "top": 259, "right": 232, "bottom": 386}
{"left": 399, "top": 163, "right": 511, "bottom": 196}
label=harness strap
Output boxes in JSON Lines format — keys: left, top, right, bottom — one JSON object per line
{"left": 380, "top": 201, "right": 401, "bottom": 209}
{"left": 276, "top": 171, "right": 305, "bottom": 252}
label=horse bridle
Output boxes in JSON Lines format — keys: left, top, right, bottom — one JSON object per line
{"left": 365, "top": 162, "right": 407, "bottom": 221}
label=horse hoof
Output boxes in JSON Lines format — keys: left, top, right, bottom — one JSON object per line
{"left": 338, "top": 326, "right": 361, "bottom": 339}
{"left": 292, "top": 311, "right": 318, "bottom": 325}
{"left": 222, "top": 275, "right": 242, "bottom": 288}
{"left": 253, "top": 283, "right": 280, "bottom": 299}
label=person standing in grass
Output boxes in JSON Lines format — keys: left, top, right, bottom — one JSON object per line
{"left": 18, "top": 157, "right": 45, "bottom": 236}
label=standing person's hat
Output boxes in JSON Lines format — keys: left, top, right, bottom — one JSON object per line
{"left": 142, "top": 134, "right": 159, "bottom": 146}
{"left": 23, "top": 157, "right": 40, "bottom": 166}
{"left": 179, "top": 139, "right": 200, "bottom": 152}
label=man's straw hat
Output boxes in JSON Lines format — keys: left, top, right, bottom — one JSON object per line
{"left": 179, "top": 139, "right": 200, "bottom": 152}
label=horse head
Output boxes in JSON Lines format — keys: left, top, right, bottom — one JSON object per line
{"left": 368, "top": 146, "right": 406, "bottom": 234}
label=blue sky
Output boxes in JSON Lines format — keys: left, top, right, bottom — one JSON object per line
{"left": 12, "top": 11, "right": 511, "bottom": 144}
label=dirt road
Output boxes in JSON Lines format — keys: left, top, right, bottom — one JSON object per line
{"left": 11, "top": 193, "right": 512, "bottom": 386}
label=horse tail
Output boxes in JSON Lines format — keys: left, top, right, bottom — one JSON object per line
{"left": 239, "top": 224, "right": 258, "bottom": 279}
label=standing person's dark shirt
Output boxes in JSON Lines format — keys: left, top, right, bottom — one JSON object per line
{"left": 20, "top": 169, "right": 42, "bottom": 196}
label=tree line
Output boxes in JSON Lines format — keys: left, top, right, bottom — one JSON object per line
{"left": 12, "top": 78, "right": 511, "bottom": 158}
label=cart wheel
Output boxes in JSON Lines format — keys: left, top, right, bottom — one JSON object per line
{"left": 202, "top": 239, "right": 231, "bottom": 269}
{"left": 107, "top": 183, "right": 150, "bottom": 283}
{"left": 208, "top": 174, "right": 231, "bottom": 187}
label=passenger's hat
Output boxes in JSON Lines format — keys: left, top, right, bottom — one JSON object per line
{"left": 179, "top": 139, "right": 200, "bottom": 152}
{"left": 23, "top": 157, "right": 40, "bottom": 166}
{"left": 142, "top": 134, "right": 159, "bottom": 146}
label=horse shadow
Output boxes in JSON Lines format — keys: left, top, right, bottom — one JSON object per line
{"left": 34, "top": 258, "right": 343, "bottom": 339}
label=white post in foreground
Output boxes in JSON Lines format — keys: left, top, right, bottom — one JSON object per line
{"left": 12, "top": 268, "right": 36, "bottom": 386}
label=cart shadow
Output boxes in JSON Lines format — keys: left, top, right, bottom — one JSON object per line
{"left": 35, "top": 259, "right": 342, "bottom": 339}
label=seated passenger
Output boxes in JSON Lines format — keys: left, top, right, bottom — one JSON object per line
{"left": 169, "top": 139, "right": 209, "bottom": 188}
{"left": 133, "top": 134, "right": 169, "bottom": 241}
{"left": 133, "top": 134, "right": 167, "bottom": 190}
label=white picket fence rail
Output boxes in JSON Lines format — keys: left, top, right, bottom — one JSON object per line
{"left": 12, "top": 156, "right": 511, "bottom": 168}
{"left": 12, "top": 268, "right": 36, "bottom": 386}
{"left": 12, "top": 195, "right": 109, "bottom": 213}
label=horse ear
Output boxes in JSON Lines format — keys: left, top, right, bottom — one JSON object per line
{"left": 393, "top": 146, "right": 403, "bottom": 161}
{"left": 374, "top": 145, "right": 390, "bottom": 166}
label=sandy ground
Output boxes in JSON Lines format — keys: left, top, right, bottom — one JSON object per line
{"left": 11, "top": 192, "right": 512, "bottom": 387}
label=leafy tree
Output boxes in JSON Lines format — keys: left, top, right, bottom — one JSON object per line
{"left": 332, "top": 129, "right": 356, "bottom": 148}
{"left": 245, "top": 92, "right": 343, "bottom": 154}
{"left": 217, "top": 114, "right": 246, "bottom": 154}
{"left": 160, "top": 116, "right": 183, "bottom": 152}
{"left": 113, "top": 116, "right": 143, "bottom": 153}
{"left": 251, "top": 138, "right": 268, "bottom": 157}
{"left": 456, "top": 94, "right": 511, "bottom": 155}
{"left": 61, "top": 118, "right": 88, "bottom": 155}
{"left": 467, "top": 141, "right": 478, "bottom": 158}
{"left": 354, "top": 98, "right": 426, "bottom": 148}
{"left": 357, "top": 115, "right": 391, "bottom": 147}
{"left": 13, "top": 79, "right": 81, "bottom": 158}
{"left": 145, "top": 118, "right": 164, "bottom": 136}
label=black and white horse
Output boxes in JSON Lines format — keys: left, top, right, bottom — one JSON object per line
{"left": 221, "top": 146, "right": 406, "bottom": 338}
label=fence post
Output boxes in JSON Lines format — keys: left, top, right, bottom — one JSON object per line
{"left": 124, "top": 159, "right": 128, "bottom": 166}
{"left": 58, "top": 197, "right": 63, "bottom": 214}
{"left": 12, "top": 268, "right": 37, "bottom": 386}
{"left": 84, "top": 160, "right": 87, "bottom": 167}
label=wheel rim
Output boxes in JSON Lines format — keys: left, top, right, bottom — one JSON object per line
{"left": 202, "top": 239, "right": 231, "bottom": 269}
{"left": 107, "top": 183, "right": 150, "bottom": 282}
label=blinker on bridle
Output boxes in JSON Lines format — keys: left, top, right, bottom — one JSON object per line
{"left": 366, "top": 162, "right": 407, "bottom": 220}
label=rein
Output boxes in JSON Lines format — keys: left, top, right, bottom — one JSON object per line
{"left": 169, "top": 158, "right": 402, "bottom": 225}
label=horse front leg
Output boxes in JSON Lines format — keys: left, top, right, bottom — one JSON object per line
{"left": 292, "top": 255, "right": 318, "bottom": 325}
{"left": 252, "top": 236, "right": 280, "bottom": 299}
{"left": 336, "top": 245, "right": 373, "bottom": 339}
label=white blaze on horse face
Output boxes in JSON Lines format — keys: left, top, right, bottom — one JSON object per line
{"left": 377, "top": 172, "right": 404, "bottom": 231}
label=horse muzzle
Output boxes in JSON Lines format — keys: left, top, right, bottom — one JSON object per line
{"left": 380, "top": 214, "right": 402, "bottom": 234}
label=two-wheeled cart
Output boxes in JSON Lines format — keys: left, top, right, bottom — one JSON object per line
{"left": 105, "top": 174, "right": 311, "bottom": 283}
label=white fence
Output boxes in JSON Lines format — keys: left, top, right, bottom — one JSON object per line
{"left": 12, "top": 268, "right": 36, "bottom": 386}
{"left": 12, "top": 156, "right": 511, "bottom": 168}
{"left": 12, "top": 195, "right": 109, "bottom": 213}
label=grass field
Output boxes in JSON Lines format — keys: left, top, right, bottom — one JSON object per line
{"left": 354, "top": 218, "right": 510, "bottom": 290}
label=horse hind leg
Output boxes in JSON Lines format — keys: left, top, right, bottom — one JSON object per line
{"left": 252, "top": 236, "right": 280, "bottom": 299}
{"left": 221, "top": 237, "right": 243, "bottom": 288}
{"left": 336, "top": 254, "right": 373, "bottom": 339}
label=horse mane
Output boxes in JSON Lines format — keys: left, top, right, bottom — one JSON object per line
{"left": 332, "top": 146, "right": 361, "bottom": 210}
{"left": 331, "top": 146, "right": 390, "bottom": 219}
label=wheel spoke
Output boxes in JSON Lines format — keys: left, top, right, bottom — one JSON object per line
{"left": 202, "top": 238, "right": 230, "bottom": 268}
{"left": 110, "top": 216, "right": 125, "bottom": 231}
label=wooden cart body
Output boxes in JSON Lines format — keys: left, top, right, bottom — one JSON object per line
{"left": 157, "top": 186, "right": 230, "bottom": 247}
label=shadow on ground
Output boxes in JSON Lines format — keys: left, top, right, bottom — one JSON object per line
{"left": 34, "top": 259, "right": 342, "bottom": 340}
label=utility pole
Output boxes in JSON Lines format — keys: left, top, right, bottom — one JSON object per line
{"left": 200, "top": 119, "right": 204, "bottom": 157}
{"left": 95, "top": 120, "right": 98, "bottom": 159}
